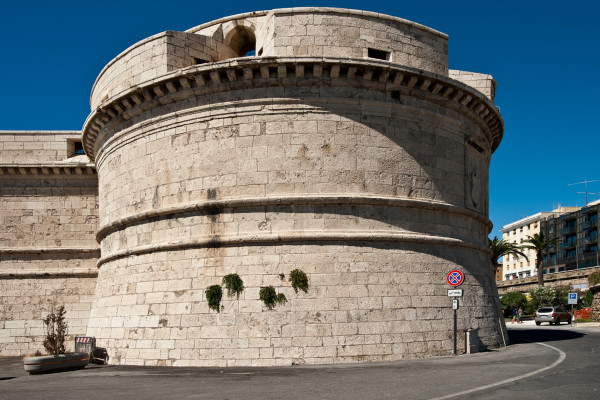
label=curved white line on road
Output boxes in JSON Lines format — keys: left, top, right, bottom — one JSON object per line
{"left": 430, "top": 342, "right": 566, "bottom": 400}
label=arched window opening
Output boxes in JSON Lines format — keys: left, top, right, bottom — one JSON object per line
{"left": 226, "top": 26, "right": 256, "bottom": 57}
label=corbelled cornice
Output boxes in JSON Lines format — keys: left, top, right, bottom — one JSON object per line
{"left": 82, "top": 57, "right": 503, "bottom": 161}
{"left": 0, "top": 163, "right": 96, "bottom": 176}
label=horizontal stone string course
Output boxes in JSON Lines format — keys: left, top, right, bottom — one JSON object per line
{"left": 82, "top": 58, "right": 502, "bottom": 159}
{"left": 95, "top": 195, "right": 491, "bottom": 242}
{"left": 0, "top": 270, "right": 99, "bottom": 279}
{"left": 96, "top": 231, "right": 488, "bottom": 268}
{"left": 0, "top": 248, "right": 100, "bottom": 254}
{"left": 0, "top": 165, "right": 96, "bottom": 175}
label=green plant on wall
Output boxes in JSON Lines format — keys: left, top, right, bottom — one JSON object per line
{"left": 206, "top": 285, "right": 223, "bottom": 313}
{"left": 222, "top": 273, "right": 244, "bottom": 299}
{"left": 259, "top": 286, "right": 287, "bottom": 310}
{"left": 289, "top": 269, "right": 309, "bottom": 293}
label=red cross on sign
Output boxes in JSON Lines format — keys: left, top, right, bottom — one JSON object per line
{"left": 447, "top": 270, "right": 464, "bottom": 287}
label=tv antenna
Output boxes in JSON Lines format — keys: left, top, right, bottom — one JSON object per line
{"left": 568, "top": 179, "right": 600, "bottom": 205}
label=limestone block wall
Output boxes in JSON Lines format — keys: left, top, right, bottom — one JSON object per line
{"left": 83, "top": 36, "right": 504, "bottom": 366}
{"left": 189, "top": 8, "right": 448, "bottom": 75}
{"left": 0, "top": 175, "right": 97, "bottom": 250}
{"left": 0, "top": 275, "right": 97, "bottom": 356}
{"left": 449, "top": 70, "right": 496, "bottom": 101}
{"left": 0, "top": 131, "right": 100, "bottom": 356}
{"left": 0, "top": 131, "right": 81, "bottom": 163}
{"left": 90, "top": 31, "right": 237, "bottom": 109}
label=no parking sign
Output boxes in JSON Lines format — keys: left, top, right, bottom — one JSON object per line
{"left": 446, "top": 270, "right": 464, "bottom": 287}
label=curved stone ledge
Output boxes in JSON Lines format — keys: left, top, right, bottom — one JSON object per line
{"left": 186, "top": 8, "right": 448, "bottom": 39}
{"left": 82, "top": 57, "right": 503, "bottom": 160}
{"left": 0, "top": 164, "right": 96, "bottom": 176}
{"left": 96, "top": 194, "right": 491, "bottom": 242}
{"left": 97, "top": 230, "right": 488, "bottom": 268}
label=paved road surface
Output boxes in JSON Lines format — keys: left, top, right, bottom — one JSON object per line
{"left": 1, "top": 321, "right": 599, "bottom": 399}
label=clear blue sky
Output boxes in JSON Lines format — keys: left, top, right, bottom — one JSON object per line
{"left": 1, "top": 0, "right": 598, "bottom": 235}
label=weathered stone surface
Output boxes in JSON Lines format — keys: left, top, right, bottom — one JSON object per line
{"left": 1, "top": 8, "right": 504, "bottom": 364}
{"left": 82, "top": 8, "right": 504, "bottom": 366}
{"left": 0, "top": 131, "right": 99, "bottom": 356}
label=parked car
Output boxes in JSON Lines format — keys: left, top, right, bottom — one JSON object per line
{"left": 534, "top": 306, "right": 572, "bottom": 326}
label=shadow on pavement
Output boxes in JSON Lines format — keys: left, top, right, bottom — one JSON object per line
{"left": 509, "top": 328, "right": 585, "bottom": 344}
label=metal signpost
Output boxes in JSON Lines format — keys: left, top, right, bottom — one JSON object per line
{"left": 446, "top": 270, "right": 464, "bottom": 355}
{"left": 568, "top": 293, "right": 578, "bottom": 323}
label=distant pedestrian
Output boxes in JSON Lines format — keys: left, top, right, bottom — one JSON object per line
{"left": 512, "top": 307, "right": 518, "bottom": 324}
{"left": 518, "top": 307, "right": 523, "bottom": 323}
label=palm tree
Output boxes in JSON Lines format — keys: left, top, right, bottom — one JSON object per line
{"left": 522, "top": 232, "right": 556, "bottom": 287}
{"left": 489, "top": 236, "right": 528, "bottom": 279}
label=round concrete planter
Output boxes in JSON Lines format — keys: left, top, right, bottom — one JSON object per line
{"left": 23, "top": 352, "right": 89, "bottom": 374}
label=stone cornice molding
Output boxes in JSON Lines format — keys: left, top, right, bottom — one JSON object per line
{"left": 82, "top": 57, "right": 503, "bottom": 161}
{"left": 0, "top": 247, "right": 99, "bottom": 255}
{"left": 97, "top": 230, "right": 488, "bottom": 268}
{"left": 96, "top": 194, "right": 492, "bottom": 242}
{"left": 0, "top": 163, "right": 96, "bottom": 176}
{"left": 0, "top": 270, "right": 98, "bottom": 279}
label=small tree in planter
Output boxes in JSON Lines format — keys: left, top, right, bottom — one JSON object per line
{"left": 43, "top": 305, "right": 68, "bottom": 355}
{"left": 23, "top": 305, "right": 89, "bottom": 374}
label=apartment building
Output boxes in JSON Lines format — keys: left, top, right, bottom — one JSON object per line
{"left": 540, "top": 199, "right": 600, "bottom": 275}
{"left": 500, "top": 207, "right": 578, "bottom": 281}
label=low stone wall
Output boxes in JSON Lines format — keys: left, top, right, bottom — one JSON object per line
{"left": 496, "top": 266, "right": 600, "bottom": 295}
{"left": 590, "top": 284, "right": 600, "bottom": 321}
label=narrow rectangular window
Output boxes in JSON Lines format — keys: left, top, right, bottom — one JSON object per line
{"left": 367, "top": 48, "right": 390, "bottom": 61}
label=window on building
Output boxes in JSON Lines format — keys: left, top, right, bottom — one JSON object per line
{"left": 367, "top": 48, "right": 390, "bottom": 61}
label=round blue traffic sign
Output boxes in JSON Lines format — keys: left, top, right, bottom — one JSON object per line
{"left": 447, "top": 270, "right": 464, "bottom": 287}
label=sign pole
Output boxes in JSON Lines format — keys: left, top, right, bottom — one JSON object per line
{"left": 453, "top": 301, "right": 457, "bottom": 355}
{"left": 447, "top": 270, "right": 464, "bottom": 356}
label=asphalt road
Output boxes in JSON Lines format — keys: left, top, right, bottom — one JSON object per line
{"left": 1, "top": 322, "right": 599, "bottom": 400}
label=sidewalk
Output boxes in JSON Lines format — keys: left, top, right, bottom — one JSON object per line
{"left": 505, "top": 318, "right": 600, "bottom": 328}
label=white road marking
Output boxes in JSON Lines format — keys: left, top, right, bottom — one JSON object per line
{"left": 430, "top": 342, "right": 566, "bottom": 400}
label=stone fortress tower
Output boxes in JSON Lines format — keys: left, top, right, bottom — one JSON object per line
{"left": 81, "top": 8, "right": 504, "bottom": 366}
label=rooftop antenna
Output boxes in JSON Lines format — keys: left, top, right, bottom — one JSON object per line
{"left": 568, "top": 179, "right": 600, "bottom": 205}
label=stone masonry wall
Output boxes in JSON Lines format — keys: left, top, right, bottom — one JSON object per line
{"left": 0, "top": 275, "right": 97, "bottom": 356}
{"left": 90, "top": 32, "right": 237, "bottom": 110}
{"left": 87, "top": 243, "right": 499, "bottom": 367}
{"left": 449, "top": 70, "right": 496, "bottom": 101}
{"left": 83, "top": 8, "right": 504, "bottom": 367}
{"left": 0, "top": 131, "right": 100, "bottom": 356}
{"left": 0, "top": 131, "right": 81, "bottom": 164}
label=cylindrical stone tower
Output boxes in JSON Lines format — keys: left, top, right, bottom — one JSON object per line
{"left": 82, "top": 8, "right": 504, "bottom": 367}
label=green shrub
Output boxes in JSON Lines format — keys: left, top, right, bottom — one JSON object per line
{"left": 276, "top": 293, "right": 287, "bottom": 305}
{"left": 289, "top": 269, "right": 309, "bottom": 293}
{"left": 588, "top": 270, "right": 600, "bottom": 286}
{"left": 259, "top": 286, "right": 287, "bottom": 310}
{"left": 582, "top": 289, "right": 594, "bottom": 308}
{"left": 500, "top": 291, "right": 527, "bottom": 317}
{"left": 553, "top": 285, "right": 571, "bottom": 309}
{"left": 206, "top": 285, "right": 223, "bottom": 312}
{"left": 530, "top": 286, "right": 556, "bottom": 309}
{"left": 222, "top": 273, "right": 244, "bottom": 299}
